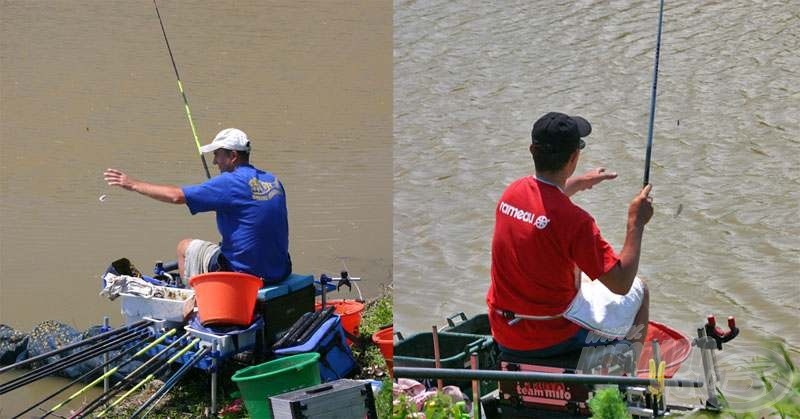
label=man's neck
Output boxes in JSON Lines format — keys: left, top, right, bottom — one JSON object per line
{"left": 534, "top": 171, "right": 569, "bottom": 191}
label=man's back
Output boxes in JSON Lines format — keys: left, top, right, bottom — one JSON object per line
{"left": 487, "top": 176, "right": 617, "bottom": 351}
{"left": 183, "top": 164, "right": 290, "bottom": 282}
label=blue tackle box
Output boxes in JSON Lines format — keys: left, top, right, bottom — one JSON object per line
{"left": 274, "top": 316, "right": 357, "bottom": 382}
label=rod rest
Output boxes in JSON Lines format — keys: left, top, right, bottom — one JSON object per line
{"left": 705, "top": 315, "right": 739, "bottom": 350}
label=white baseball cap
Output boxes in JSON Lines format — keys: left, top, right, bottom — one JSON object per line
{"left": 199, "top": 128, "right": 251, "bottom": 153}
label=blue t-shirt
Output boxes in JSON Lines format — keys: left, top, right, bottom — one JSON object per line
{"left": 182, "top": 164, "right": 290, "bottom": 282}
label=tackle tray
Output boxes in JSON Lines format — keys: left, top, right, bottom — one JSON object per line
{"left": 269, "top": 379, "right": 377, "bottom": 419}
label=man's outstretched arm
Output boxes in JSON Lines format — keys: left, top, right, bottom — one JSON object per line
{"left": 564, "top": 167, "right": 618, "bottom": 197}
{"left": 104, "top": 168, "right": 186, "bottom": 204}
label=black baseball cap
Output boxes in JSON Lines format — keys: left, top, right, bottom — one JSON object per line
{"left": 531, "top": 112, "right": 592, "bottom": 153}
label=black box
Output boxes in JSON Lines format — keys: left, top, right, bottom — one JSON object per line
{"left": 256, "top": 274, "right": 315, "bottom": 349}
{"left": 269, "top": 379, "right": 378, "bottom": 419}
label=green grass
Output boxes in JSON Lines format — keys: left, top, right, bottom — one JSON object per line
{"left": 588, "top": 387, "right": 632, "bottom": 419}
{"left": 392, "top": 390, "right": 471, "bottom": 419}
{"left": 672, "top": 341, "right": 799, "bottom": 419}
{"left": 716, "top": 342, "right": 799, "bottom": 419}
{"left": 353, "top": 288, "right": 393, "bottom": 380}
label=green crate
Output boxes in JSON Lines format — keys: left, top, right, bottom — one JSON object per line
{"left": 442, "top": 312, "right": 491, "bottom": 339}
{"left": 395, "top": 331, "right": 498, "bottom": 396}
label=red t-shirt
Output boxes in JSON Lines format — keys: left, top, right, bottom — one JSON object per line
{"left": 486, "top": 176, "right": 619, "bottom": 351}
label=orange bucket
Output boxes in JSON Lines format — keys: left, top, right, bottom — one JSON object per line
{"left": 372, "top": 326, "right": 393, "bottom": 365}
{"left": 315, "top": 299, "right": 364, "bottom": 345}
{"left": 189, "top": 272, "right": 262, "bottom": 326}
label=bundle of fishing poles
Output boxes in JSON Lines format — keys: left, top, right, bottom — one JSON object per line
{"left": 0, "top": 319, "right": 207, "bottom": 418}
{"left": 272, "top": 305, "right": 336, "bottom": 351}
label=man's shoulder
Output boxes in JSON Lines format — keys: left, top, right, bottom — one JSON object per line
{"left": 502, "top": 176, "right": 534, "bottom": 193}
{"left": 235, "top": 164, "right": 278, "bottom": 180}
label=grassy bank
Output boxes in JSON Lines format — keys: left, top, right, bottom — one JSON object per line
{"left": 104, "top": 286, "right": 393, "bottom": 418}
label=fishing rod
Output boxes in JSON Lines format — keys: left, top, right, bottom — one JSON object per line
{"left": 394, "top": 367, "right": 703, "bottom": 388}
{"left": 77, "top": 335, "right": 193, "bottom": 417}
{"left": 12, "top": 338, "right": 151, "bottom": 418}
{"left": 153, "top": 0, "right": 211, "bottom": 179}
{"left": 130, "top": 346, "right": 210, "bottom": 419}
{"left": 296, "top": 305, "right": 336, "bottom": 344}
{"left": 0, "top": 319, "right": 151, "bottom": 375}
{"left": 95, "top": 338, "right": 201, "bottom": 417}
{"left": 0, "top": 329, "right": 146, "bottom": 395}
{"left": 643, "top": 0, "right": 665, "bottom": 187}
{"left": 0, "top": 328, "right": 149, "bottom": 394}
{"left": 40, "top": 329, "right": 176, "bottom": 417}
{"left": 69, "top": 332, "right": 192, "bottom": 418}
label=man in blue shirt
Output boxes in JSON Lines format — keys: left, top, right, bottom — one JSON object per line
{"left": 104, "top": 128, "right": 291, "bottom": 284}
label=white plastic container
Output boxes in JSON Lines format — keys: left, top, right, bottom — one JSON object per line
{"left": 120, "top": 288, "right": 195, "bottom": 324}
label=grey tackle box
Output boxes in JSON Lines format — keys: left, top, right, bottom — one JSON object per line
{"left": 268, "top": 379, "right": 378, "bottom": 419}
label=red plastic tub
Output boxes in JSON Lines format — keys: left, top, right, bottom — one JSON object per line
{"left": 315, "top": 299, "right": 364, "bottom": 345}
{"left": 372, "top": 325, "right": 394, "bottom": 363}
{"left": 189, "top": 272, "right": 262, "bottom": 326}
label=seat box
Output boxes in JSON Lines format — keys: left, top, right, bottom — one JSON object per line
{"left": 257, "top": 273, "right": 315, "bottom": 348}
{"left": 269, "top": 379, "right": 377, "bottom": 419}
{"left": 497, "top": 346, "right": 633, "bottom": 416}
{"left": 499, "top": 358, "right": 592, "bottom": 415}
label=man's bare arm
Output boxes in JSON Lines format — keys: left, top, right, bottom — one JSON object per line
{"left": 564, "top": 167, "right": 618, "bottom": 197}
{"left": 104, "top": 168, "right": 185, "bottom": 204}
{"left": 598, "top": 184, "right": 653, "bottom": 295}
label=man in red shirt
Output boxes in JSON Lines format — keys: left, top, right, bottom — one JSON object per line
{"left": 486, "top": 111, "right": 653, "bottom": 359}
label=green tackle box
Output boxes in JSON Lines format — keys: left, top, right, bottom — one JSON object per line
{"left": 394, "top": 331, "right": 498, "bottom": 396}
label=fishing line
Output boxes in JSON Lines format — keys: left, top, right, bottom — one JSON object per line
{"left": 643, "top": 0, "right": 665, "bottom": 186}
{"left": 153, "top": 0, "right": 211, "bottom": 179}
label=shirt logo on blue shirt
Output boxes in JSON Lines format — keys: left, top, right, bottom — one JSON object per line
{"left": 249, "top": 177, "right": 283, "bottom": 201}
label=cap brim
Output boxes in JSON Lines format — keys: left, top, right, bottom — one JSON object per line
{"left": 572, "top": 116, "right": 592, "bottom": 137}
{"left": 198, "top": 143, "right": 223, "bottom": 154}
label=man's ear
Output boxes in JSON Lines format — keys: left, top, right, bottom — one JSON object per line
{"left": 569, "top": 149, "right": 580, "bottom": 164}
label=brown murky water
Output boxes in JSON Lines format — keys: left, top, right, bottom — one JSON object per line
{"left": 1, "top": 0, "right": 390, "bottom": 414}
{"left": 395, "top": 0, "right": 798, "bottom": 409}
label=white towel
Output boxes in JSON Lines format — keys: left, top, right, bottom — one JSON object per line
{"left": 563, "top": 273, "right": 645, "bottom": 339}
{"left": 184, "top": 239, "right": 220, "bottom": 283}
{"left": 100, "top": 273, "right": 158, "bottom": 300}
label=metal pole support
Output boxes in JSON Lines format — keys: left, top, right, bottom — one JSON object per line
{"left": 211, "top": 341, "right": 218, "bottom": 415}
{"left": 697, "top": 327, "right": 720, "bottom": 408}
{"left": 470, "top": 352, "right": 480, "bottom": 419}
{"left": 103, "top": 316, "right": 110, "bottom": 393}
